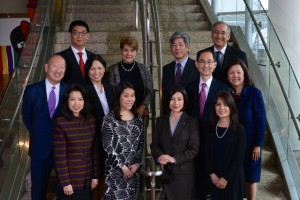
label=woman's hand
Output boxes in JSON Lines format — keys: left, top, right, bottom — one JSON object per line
{"left": 121, "top": 165, "right": 134, "bottom": 179}
{"left": 63, "top": 184, "right": 73, "bottom": 196}
{"left": 91, "top": 179, "right": 98, "bottom": 190}
{"left": 217, "top": 177, "right": 228, "bottom": 189}
{"left": 158, "top": 155, "right": 175, "bottom": 165}
{"left": 129, "top": 164, "right": 139, "bottom": 173}
{"left": 210, "top": 173, "right": 219, "bottom": 186}
{"left": 252, "top": 146, "right": 261, "bottom": 161}
{"left": 137, "top": 105, "right": 148, "bottom": 116}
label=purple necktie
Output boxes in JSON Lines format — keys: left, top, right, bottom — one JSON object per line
{"left": 199, "top": 83, "right": 206, "bottom": 117}
{"left": 175, "top": 63, "right": 182, "bottom": 83}
{"left": 48, "top": 86, "right": 56, "bottom": 118}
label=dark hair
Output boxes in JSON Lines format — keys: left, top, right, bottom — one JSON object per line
{"left": 210, "top": 92, "right": 239, "bottom": 131}
{"left": 120, "top": 36, "right": 139, "bottom": 51}
{"left": 62, "top": 84, "right": 89, "bottom": 120}
{"left": 196, "top": 49, "right": 214, "bottom": 61}
{"left": 225, "top": 58, "right": 253, "bottom": 86}
{"left": 169, "top": 31, "right": 190, "bottom": 47}
{"left": 68, "top": 20, "right": 90, "bottom": 32}
{"left": 113, "top": 81, "right": 138, "bottom": 120}
{"left": 85, "top": 54, "right": 107, "bottom": 83}
{"left": 165, "top": 85, "right": 188, "bottom": 112}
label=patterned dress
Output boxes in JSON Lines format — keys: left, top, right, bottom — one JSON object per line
{"left": 102, "top": 112, "right": 144, "bottom": 200}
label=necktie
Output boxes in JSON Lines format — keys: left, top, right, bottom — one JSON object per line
{"left": 199, "top": 83, "right": 206, "bottom": 117}
{"left": 77, "top": 52, "right": 85, "bottom": 78}
{"left": 48, "top": 86, "right": 56, "bottom": 118}
{"left": 216, "top": 51, "right": 222, "bottom": 71}
{"left": 175, "top": 63, "right": 182, "bottom": 83}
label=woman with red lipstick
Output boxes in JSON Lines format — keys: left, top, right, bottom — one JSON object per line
{"left": 151, "top": 85, "right": 199, "bottom": 200}
{"left": 205, "top": 92, "right": 246, "bottom": 200}
{"left": 108, "top": 36, "right": 153, "bottom": 117}
{"left": 226, "top": 59, "right": 266, "bottom": 200}
{"left": 53, "top": 84, "right": 99, "bottom": 199}
{"left": 101, "top": 82, "right": 144, "bottom": 200}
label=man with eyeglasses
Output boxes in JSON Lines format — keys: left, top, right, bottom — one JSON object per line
{"left": 186, "top": 49, "right": 230, "bottom": 200}
{"left": 57, "top": 20, "right": 95, "bottom": 85}
{"left": 200, "top": 21, "right": 248, "bottom": 83}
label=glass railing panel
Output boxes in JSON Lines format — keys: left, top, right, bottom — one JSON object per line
{"left": 0, "top": 0, "right": 51, "bottom": 195}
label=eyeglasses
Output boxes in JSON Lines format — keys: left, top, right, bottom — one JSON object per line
{"left": 212, "top": 30, "right": 229, "bottom": 35}
{"left": 71, "top": 31, "right": 88, "bottom": 37}
{"left": 197, "top": 59, "right": 215, "bottom": 66}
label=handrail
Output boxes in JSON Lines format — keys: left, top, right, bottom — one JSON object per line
{"left": 242, "top": 0, "right": 300, "bottom": 139}
{"left": 0, "top": 0, "right": 51, "bottom": 156}
{"left": 135, "top": 0, "right": 139, "bottom": 30}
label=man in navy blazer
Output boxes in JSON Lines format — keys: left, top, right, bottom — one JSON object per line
{"left": 22, "top": 54, "right": 67, "bottom": 200}
{"left": 199, "top": 21, "right": 248, "bottom": 83}
{"left": 162, "top": 32, "right": 199, "bottom": 113}
{"left": 186, "top": 49, "right": 230, "bottom": 200}
{"left": 57, "top": 20, "right": 95, "bottom": 85}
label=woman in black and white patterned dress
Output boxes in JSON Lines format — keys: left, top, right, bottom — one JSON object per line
{"left": 101, "top": 81, "right": 144, "bottom": 200}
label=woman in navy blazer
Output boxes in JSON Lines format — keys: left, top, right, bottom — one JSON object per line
{"left": 85, "top": 54, "right": 114, "bottom": 200}
{"left": 226, "top": 59, "right": 266, "bottom": 200}
{"left": 151, "top": 85, "right": 199, "bottom": 200}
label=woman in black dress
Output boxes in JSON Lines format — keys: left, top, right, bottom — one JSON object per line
{"left": 205, "top": 92, "right": 246, "bottom": 200}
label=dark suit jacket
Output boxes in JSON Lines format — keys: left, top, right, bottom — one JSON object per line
{"left": 85, "top": 82, "right": 115, "bottom": 176}
{"left": 22, "top": 80, "right": 67, "bottom": 160}
{"left": 57, "top": 47, "right": 95, "bottom": 85}
{"left": 162, "top": 57, "right": 199, "bottom": 113}
{"left": 201, "top": 45, "right": 248, "bottom": 82}
{"left": 151, "top": 112, "right": 199, "bottom": 199}
{"left": 205, "top": 124, "right": 246, "bottom": 199}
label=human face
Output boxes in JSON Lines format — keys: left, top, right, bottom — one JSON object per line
{"left": 88, "top": 60, "right": 105, "bottom": 83}
{"left": 211, "top": 23, "right": 230, "bottom": 50}
{"left": 68, "top": 91, "right": 84, "bottom": 117}
{"left": 171, "top": 38, "right": 190, "bottom": 62}
{"left": 215, "top": 97, "right": 230, "bottom": 119}
{"left": 169, "top": 92, "right": 184, "bottom": 113}
{"left": 70, "top": 25, "right": 89, "bottom": 50}
{"left": 121, "top": 44, "right": 137, "bottom": 64}
{"left": 195, "top": 52, "right": 216, "bottom": 79}
{"left": 45, "top": 55, "right": 66, "bottom": 85}
{"left": 119, "top": 88, "right": 136, "bottom": 111}
{"left": 227, "top": 64, "right": 245, "bottom": 89}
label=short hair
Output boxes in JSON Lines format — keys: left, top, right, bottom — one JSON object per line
{"left": 62, "top": 84, "right": 90, "bottom": 120}
{"left": 212, "top": 21, "right": 231, "bottom": 33}
{"left": 85, "top": 54, "right": 107, "bottom": 83}
{"left": 210, "top": 92, "right": 239, "bottom": 130}
{"left": 165, "top": 84, "right": 188, "bottom": 112}
{"left": 68, "top": 20, "right": 90, "bottom": 32}
{"left": 120, "top": 36, "right": 139, "bottom": 51}
{"left": 196, "top": 49, "right": 214, "bottom": 61}
{"left": 169, "top": 32, "right": 190, "bottom": 48}
{"left": 113, "top": 81, "right": 138, "bottom": 120}
{"left": 226, "top": 58, "right": 253, "bottom": 86}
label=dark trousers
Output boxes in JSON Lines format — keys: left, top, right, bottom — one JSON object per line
{"left": 57, "top": 187, "right": 92, "bottom": 200}
{"left": 31, "top": 157, "right": 53, "bottom": 200}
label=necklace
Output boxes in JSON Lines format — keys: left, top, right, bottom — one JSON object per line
{"left": 215, "top": 122, "right": 229, "bottom": 139}
{"left": 121, "top": 60, "right": 135, "bottom": 72}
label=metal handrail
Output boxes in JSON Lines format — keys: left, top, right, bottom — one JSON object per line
{"left": 135, "top": 0, "right": 139, "bottom": 30}
{"left": 242, "top": 0, "right": 300, "bottom": 139}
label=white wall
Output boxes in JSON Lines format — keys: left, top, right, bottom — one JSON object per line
{"left": 269, "top": 0, "right": 300, "bottom": 81}
{"left": 0, "top": 0, "right": 27, "bottom": 13}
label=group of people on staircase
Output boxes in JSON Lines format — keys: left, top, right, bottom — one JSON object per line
{"left": 22, "top": 19, "right": 266, "bottom": 200}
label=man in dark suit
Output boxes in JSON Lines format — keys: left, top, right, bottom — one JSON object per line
{"left": 186, "top": 49, "right": 230, "bottom": 200}
{"left": 57, "top": 20, "right": 95, "bottom": 85}
{"left": 162, "top": 31, "right": 199, "bottom": 113}
{"left": 200, "top": 21, "right": 248, "bottom": 82}
{"left": 22, "top": 54, "right": 68, "bottom": 200}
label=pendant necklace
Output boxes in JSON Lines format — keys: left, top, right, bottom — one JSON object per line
{"left": 121, "top": 60, "right": 135, "bottom": 72}
{"left": 215, "top": 121, "right": 229, "bottom": 139}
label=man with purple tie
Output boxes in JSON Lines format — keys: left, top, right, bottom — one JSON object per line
{"left": 22, "top": 54, "right": 67, "bottom": 200}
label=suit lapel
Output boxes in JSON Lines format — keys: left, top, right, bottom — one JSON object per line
{"left": 38, "top": 81, "right": 50, "bottom": 117}
{"left": 172, "top": 112, "right": 187, "bottom": 138}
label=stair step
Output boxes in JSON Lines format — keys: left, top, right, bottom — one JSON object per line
{"left": 159, "top": 21, "right": 209, "bottom": 31}
{"left": 157, "top": 0, "right": 197, "bottom": 4}
{"left": 159, "top": 13, "right": 205, "bottom": 22}
{"left": 64, "top": 13, "right": 135, "bottom": 22}
{"left": 62, "top": 21, "right": 136, "bottom": 32}
{"left": 261, "top": 146, "right": 276, "bottom": 167}
{"left": 65, "top": 4, "right": 135, "bottom": 13}
{"left": 158, "top": 5, "right": 201, "bottom": 13}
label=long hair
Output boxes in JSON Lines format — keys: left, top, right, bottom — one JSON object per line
{"left": 85, "top": 54, "right": 107, "bottom": 83}
{"left": 210, "top": 92, "right": 239, "bottom": 131}
{"left": 62, "top": 84, "right": 90, "bottom": 120}
{"left": 165, "top": 84, "right": 188, "bottom": 113}
{"left": 112, "top": 81, "right": 138, "bottom": 120}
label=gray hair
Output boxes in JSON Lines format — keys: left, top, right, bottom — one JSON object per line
{"left": 169, "top": 32, "right": 190, "bottom": 47}
{"left": 212, "top": 21, "right": 231, "bottom": 33}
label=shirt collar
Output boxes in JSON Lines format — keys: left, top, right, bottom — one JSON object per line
{"left": 213, "top": 44, "right": 227, "bottom": 54}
